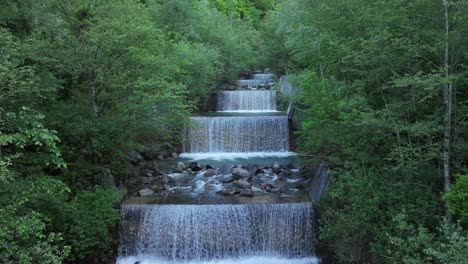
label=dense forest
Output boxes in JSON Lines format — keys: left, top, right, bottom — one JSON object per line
{"left": 1, "top": 0, "right": 467, "bottom": 263}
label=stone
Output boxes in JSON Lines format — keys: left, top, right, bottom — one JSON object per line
{"left": 129, "top": 150, "right": 144, "bottom": 165}
{"left": 222, "top": 175, "right": 235, "bottom": 183}
{"left": 138, "top": 188, "right": 154, "bottom": 196}
{"left": 160, "top": 174, "right": 174, "bottom": 184}
{"left": 239, "top": 189, "right": 253, "bottom": 197}
{"left": 272, "top": 162, "right": 281, "bottom": 173}
{"left": 204, "top": 169, "right": 216, "bottom": 177}
{"left": 177, "top": 161, "right": 186, "bottom": 170}
{"left": 234, "top": 179, "right": 251, "bottom": 189}
{"left": 205, "top": 164, "right": 215, "bottom": 169}
{"left": 217, "top": 188, "right": 240, "bottom": 196}
{"left": 140, "top": 176, "right": 155, "bottom": 185}
{"left": 189, "top": 162, "right": 203, "bottom": 171}
{"left": 232, "top": 168, "right": 250, "bottom": 180}
{"left": 171, "top": 152, "right": 179, "bottom": 158}
{"left": 172, "top": 167, "right": 184, "bottom": 173}
{"left": 255, "top": 168, "right": 264, "bottom": 175}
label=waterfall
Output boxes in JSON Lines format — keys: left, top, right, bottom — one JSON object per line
{"left": 217, "top": 91, "right": 277, "bottom": 112}
{"left": 184, "top": 116, "right": 289, "bottom": 153}
{"left": 118, "top": 203, "right": 316, "bottom": 263}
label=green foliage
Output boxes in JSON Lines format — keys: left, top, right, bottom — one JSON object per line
{"left": 444, "top": 175, "right": 468, "bottom": 225}
{"left": 264, "top": 0, "right": 468, "bottom": 262}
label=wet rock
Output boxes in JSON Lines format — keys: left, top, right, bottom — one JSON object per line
{"left": 138, "top": 188, "right": 154, "bottom": 196}
{"left": 205, "top": 164, "right": 215, "bottom": 169}
{"left": 172, "top": 167, "right": 184, "bottom": 173}
{"left": 286, "top": 163, "right": 295, "bottom": 169}
{"left": 217, "top": 188, "right": 240, "bottom": 196}
{"left": 140, "top": 176, "right": 155, "bottom": 185}
{"left": 144, "top": 170, "right": 154, "bottom": 177}
{"left": 189, "top": 162, "right": 203, "bottom": 171}
{"left": 185, "top": 168, "right": 196, "bottom": 175}
{"left": 204, "top": 169, "right": 216, "bottom": 177}
{"left": 160, "top": 174, "right": 174, "bottom": 184}
{"left": 252, "top": 186, "right": 263, "bottom": 192}
{"left": 171, "top": 152, "right": 179, "bottom": 158}
{"left": 151, "top": 184, "right": 165, "bottom": 192}
{"left": 255, "top": 168, "right": 264, "bottom": 175}
{"left": 232, "top": 168, "right": 250, "bottom": 180}
{"left": 222, "top": 175, "right": 235, "bottom": 183}
{"left": 261, "top": 182, "right": 276, "bottom": 191}
{"left": 234, "top": 179, "right": 251, "bottom": 189}
{"left": 270, "top": 187, "right": 282, "bottom": 193}
{"left": 272, "top": 162, "right": 281, "bottom": 173}
{"left": 129, "top": 150, "right": 144, "bottom": 165}
{"left": 239, "top": 189, "right": 253, "bottom": 197}
{"left": 176, "top": 161, "right": 186, "bottom": 171}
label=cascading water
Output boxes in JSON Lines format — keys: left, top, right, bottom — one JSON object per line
{"left": 118, "top": 72, "right": 317, "bottom": 264}
{"left": 117, "top": 203, "right": 318, "bottom": 264}
{"left": 183, "top": 116, "right": 289, "bottom": 153}
{"left": 217, "top": 91, "right": 277, "bottom": 112}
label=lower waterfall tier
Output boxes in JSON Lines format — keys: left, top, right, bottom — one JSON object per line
{"left": 118, "top": 203, "right": 315, "bottom": 262}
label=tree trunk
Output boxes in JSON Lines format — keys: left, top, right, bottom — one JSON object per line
{"left": 442, "top": 0, "right": 453, "bottom": 222}
{"left": 89, "top": 67, "right": 99, "bottom": 117}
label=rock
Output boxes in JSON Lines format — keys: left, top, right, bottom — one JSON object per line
{"left": 261, "top": 182, "right": 276, "bottom": 191}
{"left": 272, "top": 162, "right": 281, "bottom": 173}
{"left": 205, "top": 164, "right": 215, "bottom": 169}
{"left": 157, "top": 154, "right": 165, "bottom": 160}
{"left": 239, "top": 189, "right": 253, "bottom": 197}
{"left": 140, "top": 176, "right": 155, "bottom": 185}
{"left": 171, "top": 152, "right": 178, "bottom": 158}
{"left": 204, "top": 169, "right": 216, "bottom": 177}
{"left": 177, "top": 161, "right": 186, "bottom": 170}
{"left": 222, "top": 175, "right": 235, "bottom": 183}
{"left": 172, "top": 167, "right": 184, "bottom": 173}
{"left": 255, "top": 168, "right": 264, "bottom": 175}
{"left": 189, "top": 162, "right": 203, "bottom": 171}
{"left": 129, "top": 150, "right": 144, "bottom": 165}
{"left": 144, "top": 170, "right": 154, "bottom": 177}
{"left": 232, "top": 168, "right": 250, "bottom": 180}
{"left": 151, "top": 184, "right": 165, "bottom": 192}
{"left": 160, "top": 174, "right": 173, "bottom": 184}
{"left": 270, "top": 187, "right": 282, "bottom": 193}
{"left": 138, "top": 188, "right": 154, "bottom": 196}
{"left": 286, "top": 163, "right": 295, "bottom": 169}
{"left": 234, "top": 179, "right": 251, "bottom": 189}
{"left": 252, "top": 186, "right": 262, "bottom": 192}
{"left": 217, "top": 188, "right": 240, "bottom": 196}
{"left": 186, "top": 168, "right": 196, "bottom": 175}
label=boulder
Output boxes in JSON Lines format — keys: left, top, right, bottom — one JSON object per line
{"left": 204, "top": 169, "right": 216, "bottom": 177}
{"left": 138, "top": 188, "right": 154, "bottom": 196}
{"left": 232, "top": 168, "right": 250, "bottom": 180}
{"left": 217, "top": 188, "right": 240, "bottom": 196}
{"left": 171, "top": 152, "right": 179, "bottom": 158}
{"left": 172, "top": 167, "right": 184, "bottom": 173}
{"left": 239, "top": 189, "right": 253, "bottom": 197}
{"left": 189, "top": 162, "right": 203, "bottom": 171}
{"left": 234, "top": 179, "right": 251, "bottom": 189}
{"left": 176, "top": 161, "right": 186, "bottom": 171}
{"left": 129, "top": 150, "right": 144, "bottom": 165}
{"left": 222, "top": 175, "right": 235, "bottom": 183}
{"left": 140, "top": 176, "right": 155, "bottom": 185}
{"left": 205, "top": 164, "right": 215, "bottom": 169}
{"left": 160, "top": 174, "right": 174, "bottom": 184}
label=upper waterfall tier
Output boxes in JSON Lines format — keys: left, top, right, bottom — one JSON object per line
{"left": 118, "top": 203, "right": 315, "bottom": 261}
{"left": 217, "top": 90, "right": 277, "bottom": 112}
{"left": 184, "top": 116, "right": 289, "bottom": 153}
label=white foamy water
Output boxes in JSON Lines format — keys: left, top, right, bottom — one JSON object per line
{"left": 184, "top": 116, "right": 290, "bottom": 153}
{"left": 179, "top": 152, "right": 296, "bottom": 161}
{"left": 116, "top": 256, "right": 319, "bottom": 264}
{"left": 217, "top": 91, "right": 277, "bottom": 112}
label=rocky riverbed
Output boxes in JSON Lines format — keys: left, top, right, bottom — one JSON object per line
{"left": 126, "top": 160, "right": 311, "bottom": 202}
